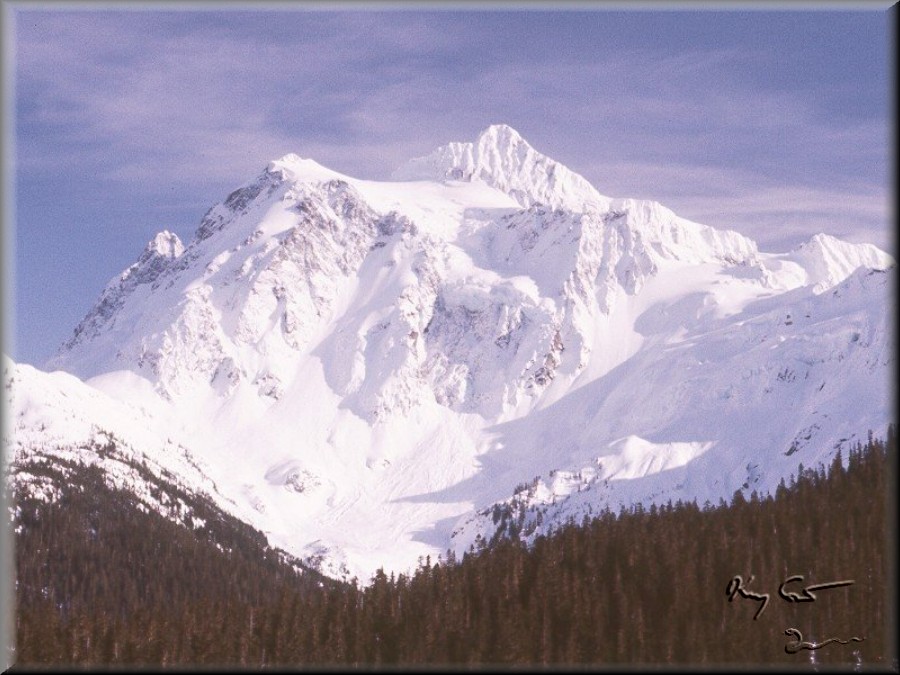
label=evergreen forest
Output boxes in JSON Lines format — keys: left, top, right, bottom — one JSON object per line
{"left": 11, "top": 429, "right": 896, "bottom": 669}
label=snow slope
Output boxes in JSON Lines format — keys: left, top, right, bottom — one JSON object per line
{"left": 9, "top": 124, "right": 895, "bottom": 581}
{"left": 4, "top": 357, "right": 238, "bottom": 530}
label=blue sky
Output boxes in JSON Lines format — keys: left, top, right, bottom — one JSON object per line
{"left": 4, "top": 3, "right": 894, "bottom": 367}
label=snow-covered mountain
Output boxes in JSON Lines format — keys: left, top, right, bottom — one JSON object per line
{"left": 7, "top": 124, "right": 895, "bottom": 581}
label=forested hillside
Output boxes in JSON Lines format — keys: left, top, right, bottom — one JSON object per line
{"left": 12, "top": 430, "right": 895, "bottom": 668}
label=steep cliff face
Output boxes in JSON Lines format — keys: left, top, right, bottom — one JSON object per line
{"left": 19, "top": 125, "right": 894, "bottom": 580}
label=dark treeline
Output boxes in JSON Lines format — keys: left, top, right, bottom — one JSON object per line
{"left": 13, "top": 429, "right": 895, "bottom": 668}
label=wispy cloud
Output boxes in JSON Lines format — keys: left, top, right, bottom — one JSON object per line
{"left": 16, "top": 11, "right": 469, "bottom": 187}
{"left": 15, "top": 10, "right": 888, "bottom": 203}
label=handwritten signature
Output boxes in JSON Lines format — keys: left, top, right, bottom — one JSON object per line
{"left": 779, "top": 575, "right": 855, "bottom": 602}
{"left": 726, "top": 574, "right": 864, "bottom": 654}
{"left": 726, "top": 574, "right": 854, "bottom": 620}
{"left": 783, "top": 628, "right": 864, "bottom": 654}
{"left": 725, "top": 574, "right": 770, "bottom": 620}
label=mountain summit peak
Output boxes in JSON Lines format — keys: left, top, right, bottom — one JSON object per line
{"left": 476, "top": 123, "right": 526, "bottom": 145}
{"left": 267, "top": 153, "right": 346, "bottom": 184}
{"left": 146, "top": 230, "right": 184, "bottom": 259}
{"left": 392, "top": 125, "right": 611, "bottom": 211}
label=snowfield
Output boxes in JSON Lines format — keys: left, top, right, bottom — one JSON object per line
{"left": 6, "top": 124, "right": 895, "bottom": 581}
